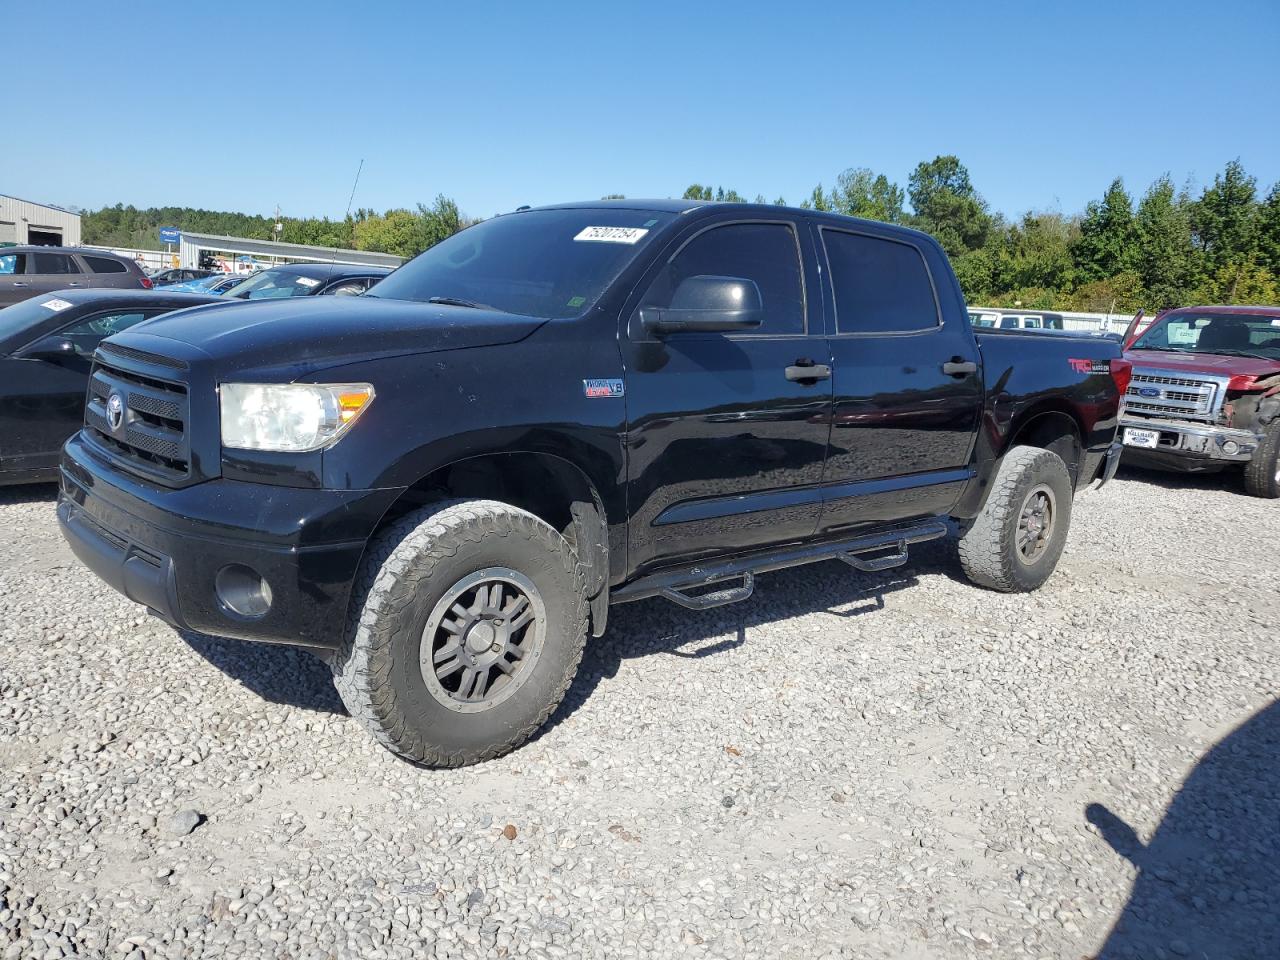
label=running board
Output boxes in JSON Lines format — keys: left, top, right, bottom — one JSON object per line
{"left": 839, "top": 539, "right": 908, "bottom": 572}
{"left": 612, "top": 519, "right": 949, "bottom": 606}
{"left": 660, "top": 572, "right": 754, "bottom": 610}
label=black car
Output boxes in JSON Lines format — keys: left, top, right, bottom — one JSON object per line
{"left": 222, "top": 262, "right": 392, "bottom": 299}
{"left": 150, "top": 268, "right": 217, "bottom": 286}
{"left": 0, "top": 289, "right": 221, "bottom": 484}
{"left": 58, "top": 200, "right": 1126, "bottom": 766}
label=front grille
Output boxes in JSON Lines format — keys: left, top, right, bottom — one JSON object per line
{"left": 85, "top": 353, "right": 191, "bottom": 484}
{"left": 1126, "top": 369, "right": 1222, "bottom": 421}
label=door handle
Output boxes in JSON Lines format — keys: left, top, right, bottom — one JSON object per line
{"left": 12, "top": 281, "right": 28, "bottom": 287}
{"left": 942, "top": 358, "right": 978, "bottom": 377}
{"left": 785, "top": 361, "right": 831, "bottom": 383}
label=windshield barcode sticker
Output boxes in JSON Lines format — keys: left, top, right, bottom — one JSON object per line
{"left": 296, "top": 276, "right": 320, "bottom": 288}
{"left": 40, "top": 298, "right": 73, "bottom": 312}
{"left": 574, "top": 226, "right": 648, "bottom": 244}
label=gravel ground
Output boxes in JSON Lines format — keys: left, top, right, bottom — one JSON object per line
{"left": 1, "top": 467, "right": 1276, "bottom": 960}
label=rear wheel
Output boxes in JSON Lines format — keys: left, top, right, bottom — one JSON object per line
{"left": 1243, "top": 422, "right": 1280, "bottom": 498}
{"left": 331, "top": 499, "right": 588, "bottom": 766}
{"left": 959, "top": 446, "right": 1073, "bottom": 592}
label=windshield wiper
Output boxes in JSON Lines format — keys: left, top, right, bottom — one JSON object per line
{"left": 427, "top": 296, "right": 504, "bottom": 312}
{"left": 1210, "top": 349, "right": 1277, "bottom": 361}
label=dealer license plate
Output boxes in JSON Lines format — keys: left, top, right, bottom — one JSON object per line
{"left": 1123, "top": 428, "right": 1160, "bottom": 449}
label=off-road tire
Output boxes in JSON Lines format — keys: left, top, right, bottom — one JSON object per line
{"left": 1243, "top": 422, "right": 1280, "bottom": 498}
{"left": 331, "top": 499, "right": 588, "bottom": 766}
{"left": 958, "top": 446, "right": 1073, "bottom": 593}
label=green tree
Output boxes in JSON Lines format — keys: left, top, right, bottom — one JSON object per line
{"left": 353, "top": 209, "right": 421, "bottom": 257}
{"left": 682, "top": 184, "right": 714, "bottom": 201}
{"left": 1072, "top": 177, "right": 1135, "bottom": 283}
{"left": 907, "top": 155, "right": 991, "bottom": 256}
{"left": 1190, "top": 159, "right": 1258, "bottom": 273}
{"left": 1257, "top": 183, "right": 1280, "bottom": 278}
{"left": 827, "top": 168, "right": 904, "bottom": 223}
{"left": 800, "top": 184, "right": 831, "bottom": 212}
{"left": 415, "top": 195, "right": 465, "bottom": 252}
{"left": 1133, "top": 177, "right": 1197, "bottom": 310}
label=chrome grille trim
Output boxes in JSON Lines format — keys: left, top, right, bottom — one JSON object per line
{"left": 1126, "top": 367, "right": 1230, "bottom": 422}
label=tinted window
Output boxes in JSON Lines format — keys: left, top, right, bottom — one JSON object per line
{"left": 822, "top": 230, "right": 938, "bottom": 334}
{"left": 61, "top": 311, "right": 152, "bottom": 356}
{"left": 643, "top": 222, "right": 805, "bottom": 335}
{"left": 83, "top": 256, "right": 128, "bottom": 274}
{"left": 32, "top": 253, "right": 79, "bottom": 275}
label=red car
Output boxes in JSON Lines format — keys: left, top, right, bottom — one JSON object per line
{"left": 1120, "top": 305, "right": 1280, "bottom": 497}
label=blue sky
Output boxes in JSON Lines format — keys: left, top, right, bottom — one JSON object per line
{"left": 6, "top": 0, "right": 1279, "bottom": 221}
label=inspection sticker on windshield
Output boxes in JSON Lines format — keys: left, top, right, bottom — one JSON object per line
{"left": 583, "top": 378, "right": 624, "bottom": 398}
{"left": 40, "top": 298, "right": 73, "bottom": 312}
{"left": 295, "top": 276, "right": 320, "bottom": 288}
{"left": 574, "top": 226, "right": 648, "bottom": 244}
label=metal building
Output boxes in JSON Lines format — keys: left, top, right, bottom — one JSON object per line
{"left": 178, "top": 232, "right": 404, "bottom": 272}
{"left": 0, "top": 194, "right": 82, "bottom": 247}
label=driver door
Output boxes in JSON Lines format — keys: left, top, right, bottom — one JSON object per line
{"left": 620, "top": 218, "right": 833, "bottom": 575}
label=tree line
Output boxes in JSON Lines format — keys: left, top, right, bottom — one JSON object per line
{"left": 81, "top": 157, "right": 1280, "bottom": 312}
{"left": 691, "top": 158, "right": 1280, "bottom": 312}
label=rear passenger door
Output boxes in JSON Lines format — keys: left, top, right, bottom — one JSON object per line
{"left": 80, "top": 254, "right": 134, "bottom": 290}
{"left": 25, "top": 251, "right": 86, "bottom": 297}
{"left": 816, "top": 225, "right": 982, "bottom": 535}
{"left": 620, "top": 217, "right": 832, "bottom": 573}
{"left": 0, "top": 252, "right": 29, "bottom": 306}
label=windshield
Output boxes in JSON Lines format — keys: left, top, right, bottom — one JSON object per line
{"left": 0, "top": 295, "right": 71, "bottom": 346}
{"left": 223, "top": 268, "right": 324, "bottom": 299}
{"left": 1131, "top": 311, "right": 1280, "bottom": 359}
{"left": 367, "top": 208, "right": 675, "bottom": 318}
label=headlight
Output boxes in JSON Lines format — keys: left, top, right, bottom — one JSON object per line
{"left": 220, "top": 383, "right": 375, "bottom": 452}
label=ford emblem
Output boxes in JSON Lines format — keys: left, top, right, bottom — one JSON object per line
{"left": 106, "top": 392, "right": 125, "bottom": 431}
{"left": 1138, "top": 387, "right": 1161, "bottom": 398}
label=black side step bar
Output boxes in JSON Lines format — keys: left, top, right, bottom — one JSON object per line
{"left": 612, "top": 519, "right": 949, "bottom": 606}
{"left": 661, "top": 572, "right": 755, "bottom": 610}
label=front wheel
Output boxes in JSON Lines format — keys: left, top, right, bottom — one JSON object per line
{"left": 958, "top": 446, "right": 1073, "bottom": 592}
{"left": 1243, "top": 422, "right": 1280, "bottom": 498}
{"left": 331, "top": 499, "right": 588, "bottom": 766}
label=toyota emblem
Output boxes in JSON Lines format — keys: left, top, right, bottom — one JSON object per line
{"left": 106, "top": 392, "right": 125, "bottom": 431}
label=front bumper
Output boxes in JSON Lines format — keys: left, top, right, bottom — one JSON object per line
{"left": 58, "top": 432, "right": 403, "bottom": 649}
{"left": 1119, "top": 416, "right": 1260, "bottom": 468}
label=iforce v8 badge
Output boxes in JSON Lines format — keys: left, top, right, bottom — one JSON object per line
{"left": 583, "top": 379, "right": 624, "bottom": 399}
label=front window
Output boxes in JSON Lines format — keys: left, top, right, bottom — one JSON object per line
{"left": 367, "top": 208, "right": 675, "bottom": 319}
{"left": 223, "top": 269, "right": 325, "bottom": 299}
{"left": 1131, "top": 311, "right": 1280, "bottom": 359}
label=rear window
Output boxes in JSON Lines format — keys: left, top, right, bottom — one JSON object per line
{"left": 0, "top": 253, "right": 24, "bottom": 275}
{"left": 83, "top": 255, "right": 128, "bottom": 274}
{"left": 32, "top": 253, "right": 79, "bottom": 275}
{"left": 821, "top": 230, "right": 939, "bottom": 334}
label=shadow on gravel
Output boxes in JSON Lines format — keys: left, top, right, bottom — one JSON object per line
{"left": 1086, "top": 700, "right": 1279, "bottom": 959}
{"left": 1115, "top": 463, "right": 1247, "bottom": 495}
{"left": 544, "top": 547, "right": 946, "bottom": 737}
{"left": 180, "top": 631, "right": 347, "bottom": 715}
{"left": 0, "top": 481, "right": 58, "bottom": 505}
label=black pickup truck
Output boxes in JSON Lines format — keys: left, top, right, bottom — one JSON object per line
{"left": 57, "top": 200, "right": 1127, "bottom": 766}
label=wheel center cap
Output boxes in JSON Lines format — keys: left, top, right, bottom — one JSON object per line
{"left": 466, "top": 621, "right": 498, "bottom": 654}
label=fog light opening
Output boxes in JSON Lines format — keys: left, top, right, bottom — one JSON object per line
{"left": 215, "top": 564, "right": 273, "bottom": 619}
{"left": 1221, "top": 440, "right": 1240, "bottom": 455}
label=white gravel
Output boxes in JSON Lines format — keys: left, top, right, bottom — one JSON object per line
{"left": 1, "top": 466, "right": 1276, "bottom": 960}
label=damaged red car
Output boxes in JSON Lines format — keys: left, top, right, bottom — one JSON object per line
{"left": 1120, "top": 305, "right": 1280, "bottom": 497}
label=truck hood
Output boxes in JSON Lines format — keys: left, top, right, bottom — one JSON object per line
{"left": 106, "top": 296, "right": 547, "bottom": 377}
{"left": 1124, "top": 349, "right": 1280, "bottom": 379}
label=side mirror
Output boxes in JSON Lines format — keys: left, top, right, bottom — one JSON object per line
{"left": 20, "top": 335, "right": 76, "bottom": 361}
{"left": 639, "top": 275, "right": 763, "bottom": 335}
